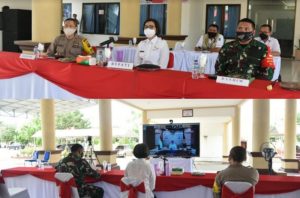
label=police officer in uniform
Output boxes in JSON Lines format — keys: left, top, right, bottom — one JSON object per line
{"left": 56, "top": 144, "right": 104, "bottom": 198}
{"left": 212, "top": 146, "right": 259, "bottom": 198}
{"left": 47, "top": 18, "right": 93, "bottom": 58}
{"left": 215, "top": 18, "right": 274, "bottom": 80}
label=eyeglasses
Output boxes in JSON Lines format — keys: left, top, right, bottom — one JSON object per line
{"left": 144, "top": 25, "right": 155, "bottom": 29}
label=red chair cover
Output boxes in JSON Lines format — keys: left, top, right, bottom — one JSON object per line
{"left": 222, "top": 185, "right": 254, "bottom": 198}
{"left": 0, "top": 176, "right": 5, "bottom": 184}
{"left": 261, "top": 46, "right": 275, "bottom": 69}
{"left": 120, "top": 180, "right": 146, "bottom": 198}
{"left": 55, "top": 178, "right": 77, "bottom": 198}
{"left": 167, "top": 52, "right": 174, "bottom": 68}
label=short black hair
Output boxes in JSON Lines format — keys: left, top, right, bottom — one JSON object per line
{"left": 208, "top": 24, "right": 219, "bottom": 31}
{"left": 64, "top": 18, "right": 78, "bottom": 27}
{"left": 133, "top": 143, "right": 149, "bottom": 159}
{"left": 71, "top": 144, "right": 84, "bottom": 153}
{"left": 229, "top": 146, "right": 246, "bottom": 163}
{"left": 260, "top": 24, "right": 272, "bottom": 32}
{"left": 143, "top": 18, "right": 161, "bottom": 36}
{"left": 238, "top": 18, "right": 255, "bottom": 30}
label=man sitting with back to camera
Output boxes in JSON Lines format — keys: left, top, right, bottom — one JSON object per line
{"left": 56, "top": 144, "right": 104, "bottom": 198}
{"left": 47, "top": 18, "right": 94, "bottom": 59}
{"left": 212, "top": 146, "right": 259, "bottom": 198}
{"left": 195, "top": 24, "right": 224, "bottom": 52}
{"left": 215, "top": 18, "right": 274, "bottom": 80}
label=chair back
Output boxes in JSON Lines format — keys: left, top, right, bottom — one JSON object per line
{"left": 222, "top": 181, "right": 254, "bottom": 198}
{"left": 167, "top": 52, "right": 174, "bottom": 69}
{"left": 0, "top": 174, "right": 10, "bottom": 198}
{"left": 32, "top": 151, "right": 39, "bottom": 160}
{"left": 55, "top": 172, "right": 79, "bottom": 198}
{"left": 120, "top": 177, "right": 146, "bottom": 198}
{"left": 43, "top": 151, "right": 51, "bottom": 162}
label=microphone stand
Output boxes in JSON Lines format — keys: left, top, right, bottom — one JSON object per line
{"left": 160, "top": 156, "right": 168, "bottom": 176}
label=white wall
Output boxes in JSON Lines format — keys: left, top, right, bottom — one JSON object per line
{"left": 63, "top": 0, "right": 120, "bottom": 46}
{"left": 0, "top": 0, "right": 32, "bottom": 51}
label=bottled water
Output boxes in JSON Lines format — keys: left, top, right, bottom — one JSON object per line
{"left": 33, "top": 46, "right": 39, "bottom": 59}
{"left": 96, "top": 48, "right": 103, "bottom": 65}
{"left": 192, "top": 59, "right": 199, "bottom": 79}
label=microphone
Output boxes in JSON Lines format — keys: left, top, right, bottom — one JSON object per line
{"left": 100, "top": 36, "right": 118, "bottom": 47}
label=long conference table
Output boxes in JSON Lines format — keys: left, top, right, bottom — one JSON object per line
{"left": 0, "top": 52, "right": 299, "bottom": 99}
{"left": 2, "top": 167, "right": 300, "bottom": 198}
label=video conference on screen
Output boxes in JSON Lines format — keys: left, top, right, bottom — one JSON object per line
{"left": 143, "top": 123, "right": 200, "bottom": 157}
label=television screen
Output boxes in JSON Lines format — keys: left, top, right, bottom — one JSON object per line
{"left": 143, "top": 123, "right": 200, "bottom": 157}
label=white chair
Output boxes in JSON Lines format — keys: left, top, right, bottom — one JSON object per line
{"left": 0, "top": 174, "right": 30, "bottom": 198}
{"left": 120, "top": 177, "right": 146, "bottom": 198}
{"left": 222, "top": 181, "right": 254, "bottom": 198}
{"left": 54, "top": 172, "right": 80, "bottom": 198}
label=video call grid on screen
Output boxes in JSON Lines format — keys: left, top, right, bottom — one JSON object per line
{"left": 143, "top": 123, "right": 200, "bottom": 157}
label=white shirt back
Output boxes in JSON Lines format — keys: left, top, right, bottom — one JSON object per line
{"left": 125, "top": 158, "right": 156, "bottom": 198}
{"left": 255, "top": 36, "right": 281, "bottom": 54}
{"left": 134, "top": 36, "right": 170, "bottom": 69}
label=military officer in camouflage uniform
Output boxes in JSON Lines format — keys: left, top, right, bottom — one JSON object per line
{"left": 56, "top": 144, "right": 104, "bottom": 198}
{"left": 47, "top": 18, "right": 93, "bottom": 58}
{"left": 215, "top": 18, "right": 274, "bottom": 80}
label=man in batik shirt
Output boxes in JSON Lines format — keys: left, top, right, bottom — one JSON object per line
{"left": 56, "top": 144, "right": 104, "bottom": 198}
{"left": 215, "top": 18, "right": 274, "bottom": 80}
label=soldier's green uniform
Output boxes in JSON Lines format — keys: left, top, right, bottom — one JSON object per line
{"left": 215, "top": 39, "right": 274, "bottom": 80}
{"left": 47, "top": 34, "right": 84, "bottom": 58}
{"left": 56, "top": 153, "right": 104, "bottom": 198}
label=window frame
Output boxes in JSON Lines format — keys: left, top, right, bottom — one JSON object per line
{"left": 139, "top": 3, "right": 167, "bottom": 36}
{"left": 205, "top": 4, "right": 241, "bottom": 39}
{"left": 81, "top": 2, "right": 120, "bottom": 35}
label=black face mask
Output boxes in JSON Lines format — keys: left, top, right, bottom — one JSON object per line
{"left": 208, "top": 32, "right": 217, "bottom": 38}
{"left": 236, "top": 31, "right": 254, "bottom": 42}
{"left": 259, "top": 33, "right": 269, "bottom": 40}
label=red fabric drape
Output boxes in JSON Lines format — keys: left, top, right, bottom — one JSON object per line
{"left": 221, "top": 185, "right": 254, "bottom": 198}
{"left": 0, "top": 175, "right": 5, "bottom": 184}
{"left": 0, "top": 52, "right": 300, "bottom": 98}
{"left": 55, "top": 178, "right": 77, "bottom": 198}
{"left": 120, "top": 180, "right": 146, "bottom": 198}
{"left": 2, "top": 168, "right": 300, "bottom": 194}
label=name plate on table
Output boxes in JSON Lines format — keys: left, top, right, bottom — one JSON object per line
{"left": 107, "top": 61, "right": 133, "bottom": 70}
{"left": 216, "top": 76, "right": 253, "bottom": 87}
{"left": 20, "top": 53, "right": 36, "bottom": 60}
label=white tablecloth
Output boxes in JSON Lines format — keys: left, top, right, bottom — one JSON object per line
{"left": 0, "top": 73, "right": 82, "bottom": 99}
{"left": 111, "top": 47, "right": 281, "bottom": 81}
{"left": 4, "top": 174, "right": 300, "bottom": 198}
{"left": 150, "top": 157, "right": 193, "bottom": 173}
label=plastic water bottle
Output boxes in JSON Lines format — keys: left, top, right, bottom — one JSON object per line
{"left": 33, "top": 46, "right": 39, "bottom": 59}
{"left": 107, "top": 163, "right": 112, "bottom": 171}
{"left": 192, "top": 59, "right": 199, "bottom": 79}
{"left": 96, "top": 48, "right": 103, "bottom": 65}
{"left": 165, "top": 161, "right": 170, "bottom": 176}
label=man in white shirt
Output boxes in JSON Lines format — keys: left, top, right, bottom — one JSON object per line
{"left": 125, "top": 143, "right": 156, "bottom": 198}
{"left": 255, "top": 24, "right": 281, "bottom": 56}
{"left": 134, "top": 18, "right": 170, "bottom": 68}
{"left": 195, "top": 24, "right": 224, "bottom": 52}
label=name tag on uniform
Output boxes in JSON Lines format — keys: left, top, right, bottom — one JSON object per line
{"left": 20, "top": 53, "right": 36, "bottom": 60}
{"left": 216, "top": 76, "right": 254, "bottom": 87}
{"left": 107, "top": 61, "right": 133, "bottom": 70}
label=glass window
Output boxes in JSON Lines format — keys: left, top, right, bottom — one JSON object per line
{"left": 139, "top": 4, "right": 167, "bottom": 35}
{"left": 206, "top": 5, "right": 240, "bottom": 39}
{"left": 81, "top": 3, "right": 120, "bottom": 35}
{"left": 248, "top": 0, "right": 296, "bottom": 58}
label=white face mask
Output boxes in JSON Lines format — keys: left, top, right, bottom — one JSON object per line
{"left": 144, "top": 28, "right": 156, "bottom": 39}
{"left": 63, "top": 28, "right": 76, "bottom": 37}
